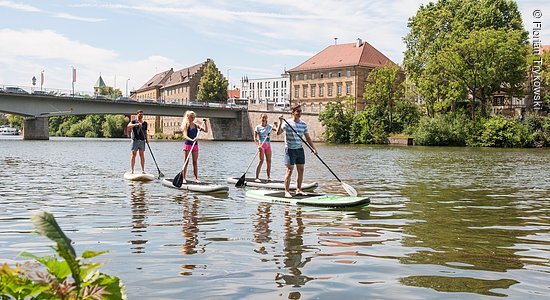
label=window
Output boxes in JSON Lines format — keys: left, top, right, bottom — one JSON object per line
{"left": 319, "top": 85, "right": 324, "bottom": 97}
{"left": 310, "top": 85, "right": 315, "bottom": 97}
{"left": 337, "top": 84, "right": 342, "bottom": 96}
{"left": 346, "top": 83, "right": 352, "bottom": 95}
{"left": 304, "top": 74, "right": 307, "bottom": 80}
{"left": 312, "top": 73, "right": 316, "bottom": 80}
{"left": 320, "top": 73, "right": 324, "bottom": 79}
{"left": 295, "top": 74, "right": 300, "bottom": 81}
{"left": 328, "top": 72, "right": 333, "bottom": 78}
{"left": 303, "top": 85, "right": 307, "bottom": 97}
{"left": 346, "top": 69, "right": 351, "bottom": 77}
{"left": 328, "top": 84, "right": 333, "bottom": 96}
{"left": 294, "top": 86, "right": 299, "bottom": 98}
{"left": 338, "top": 71, "right": 342, "bottom": 77}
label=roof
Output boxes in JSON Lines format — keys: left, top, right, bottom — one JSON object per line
{"left": 227, "top": 88, "right": 240, "bottom": 99}
{"left": 136, "top": 68, "right": 173, "bottom": 92}
{"left": 163, "top": 62, "right": 205, "bottom": 88}
{"left": 541, "top": 45, "right": 550, "bottom": 53}
{"left": 94, "top": 75, "right": 106, "bottom": 88}
{"left": 289, "top": 40, "right": 394, "bottom": 72}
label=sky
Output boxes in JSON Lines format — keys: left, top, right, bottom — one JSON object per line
{"left": 0, "top": 0, "right": 548, "bottom": 95}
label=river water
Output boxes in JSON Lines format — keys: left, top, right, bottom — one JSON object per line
{"left": 1, "top": 137, "right": 549, "bottom": 299}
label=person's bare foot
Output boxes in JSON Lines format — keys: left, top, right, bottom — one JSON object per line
{"left": 295, "top": 190, "right": 307, "bottom": 196}
{"left": 284, "top": 191, "right": 292, "bottom": 198}
{"left": 254, "top": 178, "right": 261, "bottom": 183}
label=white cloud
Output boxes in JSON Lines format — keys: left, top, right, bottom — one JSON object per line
{"left": 0, "top": 0, "right": 42, "bottom": 12}
{"left": 0, "top": 29, "right": 175, "bottom": 93}
{"left": 54, "top": 13, "right": 105, "bottom": 23}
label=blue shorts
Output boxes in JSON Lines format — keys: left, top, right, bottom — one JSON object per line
{"left": 284, "top": 148, "right": 305, "bottom": 166}
{"left": 131, "top": 140, "right": 145, "bottom": 151}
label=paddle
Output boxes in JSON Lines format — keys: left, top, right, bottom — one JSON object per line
{"left": 281, "top": 118, "right": 358, "bottom": 197}
{"left": 173, "top": 120, "right": 205, "bottom": 187}
{"left": 140, "top": 126, "right": 164, "bottom": 179}
{"left": 235, "top": 135, "right": 268, "bottom": 187}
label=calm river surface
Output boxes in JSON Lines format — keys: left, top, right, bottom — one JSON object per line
{"left": 1, "top": 137, "right": 549, "bottom": 299}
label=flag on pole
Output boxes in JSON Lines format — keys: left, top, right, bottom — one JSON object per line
{"left": 40, "top": 71, "right": 44, "bottom": 87}
{"left": 72, "top": 68, "right": 77, "bottom": 82}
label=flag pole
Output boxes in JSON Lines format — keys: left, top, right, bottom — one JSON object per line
{"left": 71, "top": 66, "right": 76, "bottom": 96}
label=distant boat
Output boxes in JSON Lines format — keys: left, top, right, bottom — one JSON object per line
{"left": 0, "top": 125, "right": 19, "bottom": 135}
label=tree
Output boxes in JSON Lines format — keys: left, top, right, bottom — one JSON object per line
{"left": 318, "top": 96, "right": 355, "bottom": 143}
{"left": 98, "top": 86, "right": 122, "bottom": 99}
{"left": 363, "top": 64, "right": 405, "bottom": 133}
{"left": 7, "top": 114, "right": 24, "bottom": 129}
{"left": 403, "top": 0, "right": 528, "bottom": 119}
{"left": 103, "top": 115, "right": 128, "bottom": 138}
{"left": 436, "top": 28, "right": 527, "bottom": 118}
{"left": 197, "top": 60, "right": 228, "bottom": 102}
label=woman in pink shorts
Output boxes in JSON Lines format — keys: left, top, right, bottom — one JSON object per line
{"left": 181, "top": 110, "right": 208, "bottom": 183}
{"left": 254, "top": 113, "right": 278, "bottom": 182}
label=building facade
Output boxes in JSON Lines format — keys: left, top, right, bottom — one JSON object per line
{"left": 240, "top": 73, "right": 290, "bottom": 106}
{"left": 288, "top": 39, "right": 395, "bottom": 112}
{"left": 160, "top": 61, "right": 209, "bottom": 135}
{"left": 134, "top": 60, "right": 210, "bottom": 135}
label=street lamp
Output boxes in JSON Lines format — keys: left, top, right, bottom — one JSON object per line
{"left": 226, "top": 68, "right": 231, "bottom": 89}
{"left": 126, "top": 78, "right": 130, "bottom": 97}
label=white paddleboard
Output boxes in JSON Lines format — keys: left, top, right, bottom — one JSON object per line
{"left": 162, "top": 178, "right": 229, "bottom": 194}
{"left": 124, "top": 172, "right": 155, "bottom": 182}
{"left": 246, "top": 189, "right": 370, "bottom": 207}
{"left": 227, "top": 177, "right": 318, "bottom": 191}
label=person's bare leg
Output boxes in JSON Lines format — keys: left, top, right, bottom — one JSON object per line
{"left": 139, "top": 149, "right": 145, "bottom": 173}
{"left": 182, "top": 150, "right": 190, "bottom": 182}
{"left": 255, "top": 150, "right": 264, "bottom": 181}
{"left": 284, "top": 166, "right": 294, "bottom": 197}
{"left": 265, "top": 150, "right": 272, "bottom": 180}
{"left": 192, "top": 151, "right": 199, "bottom": 181}
{"left": 296, "top": 164, "right": 305, "bottom": 195}
{"left": 130, "top": 151, "right": 137, "bottom": 174}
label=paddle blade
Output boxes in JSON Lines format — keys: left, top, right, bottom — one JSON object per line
{"left": 158, "top": 171, "right": 165, "bottom": 178}
{"left": 342, "top": 182, "right": 358, "bottom": 197}
{"left": 235, "top": 174, "right": 246, "bottom": 187}
{"left": 172, "top": 172, "right": 183, "bottom": 187}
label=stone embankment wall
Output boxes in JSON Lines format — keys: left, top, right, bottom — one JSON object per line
{"left": 197, "top": 106, "right": 325, "bottom": 142}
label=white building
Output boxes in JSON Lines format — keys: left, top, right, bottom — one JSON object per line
{"left": 240, "top": 73, "right": 290, "bottom": 105}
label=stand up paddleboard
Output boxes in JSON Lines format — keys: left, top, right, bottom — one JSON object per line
{"left": 162, "top": 178, "right": 229, "bottom": 194}
{"left": 124, "top": 172, "right": 155, "bottom": 182}
{"left": 227, "top": 177, "right": 318, "bottom": 191}
{"left": 245, "top": 189, "right": 369, "bottom": 207}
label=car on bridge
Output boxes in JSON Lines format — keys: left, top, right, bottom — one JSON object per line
{"left": 33, "top": 90, "right": 50, "bottom": 96}
{"left": 4, "top": 86, "right": 29, "bottom": 94}
{"left": 115, "top": 96, "right": 135, "bottom": 102}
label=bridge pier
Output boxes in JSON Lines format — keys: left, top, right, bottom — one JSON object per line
{"left": 23, "top": 117, "right": 49, "bottom": 140}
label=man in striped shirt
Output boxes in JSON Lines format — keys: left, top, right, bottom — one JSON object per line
{"left": 277, "top": 104, "right": 317, "bottom": 198}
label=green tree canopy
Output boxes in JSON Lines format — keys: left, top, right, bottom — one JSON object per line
{"left": 403, "top": 0, "right": 528, "bottom": 118}
{"left": 318, "top": 96, "right": 355, "bottom": 143}
{"left": 98, "top": 86, "right": 122, "bottom": 99}
{"left": 197, "top": 60, "right": 228, "bottom": 102}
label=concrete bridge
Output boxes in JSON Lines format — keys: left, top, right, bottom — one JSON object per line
{"left": 0, "top": 93, "right": 248, "bottom": 140}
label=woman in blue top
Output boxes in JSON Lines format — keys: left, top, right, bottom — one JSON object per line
{"left": 181, "top": 110, "right": 208, "bottom": 183}
{"left": 254, "top": 113, "right": 278, "bottom": 182}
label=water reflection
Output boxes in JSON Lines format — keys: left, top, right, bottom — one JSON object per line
{"left": 398, "top": 169, "right": 540, "bottom": 295}
{"left": 253, "top": 203, "right": 273, "bottom": 256}
{"left": 129, "top": 183, "right": 148, "bottom": 254}
{"left": 400, "top": 276, "right": 518, "bottom": 297}
{"left": 275, "top": 208, "right": 313, "bottom": 289}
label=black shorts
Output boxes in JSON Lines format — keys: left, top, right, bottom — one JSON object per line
{"left": 284, "top": 148, "right": 305, "bottom": 166}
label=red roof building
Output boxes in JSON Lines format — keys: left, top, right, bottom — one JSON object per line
{"left": 288, "top": 38, "right": 396, "bottom": 111}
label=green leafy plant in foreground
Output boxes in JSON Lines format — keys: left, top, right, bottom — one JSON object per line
{"left": 0, "top": 211, "right": 126, "bottom": 299}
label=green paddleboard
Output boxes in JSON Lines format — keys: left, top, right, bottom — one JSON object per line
{"left": 245, "top": 189, "right": 370, "bottom": 207}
